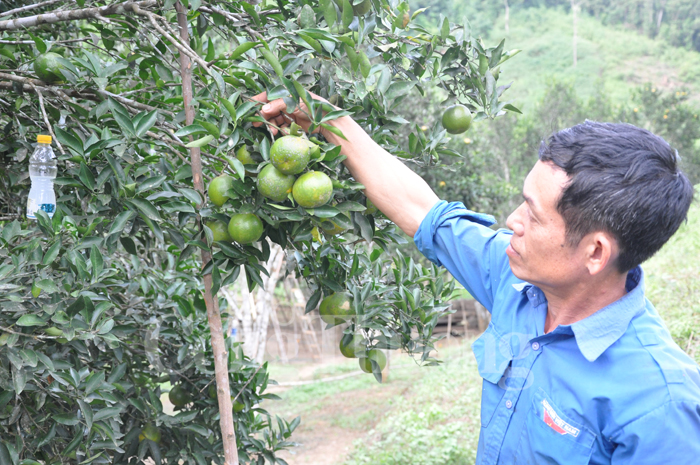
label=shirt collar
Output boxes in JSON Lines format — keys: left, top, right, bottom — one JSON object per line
{"left": 512, "top": 267, "right": 647, "bottom": 362}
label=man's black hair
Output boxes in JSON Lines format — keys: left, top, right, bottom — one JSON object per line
{"left": 539, "top": 121, "right": 694, "bottom": 272}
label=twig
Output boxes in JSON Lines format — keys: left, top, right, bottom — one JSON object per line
{"left": 99, "top": 89, "right": 175, "bottom": 116}
{"left": 686, "top": 331, "right": 694, "bottom": 353}
{"left": 0, "top": 0, "right": 62, "bottom": 18}
{"left": 131, "top": 5, "right": 210, "bottom": 73}
{"left": 231, "top": 364, "right": 263, "bottom": 403}
{"left": 0, "top": 0, "right": 157, "bottom": 31}
{"left": 0, "top": 325, "right": 56, "bottom": 340}
{"left": 35, "top": 89, "right": 65, "bottom": 155}
{"left": 0, "top": 37, "right": 89, "bottom": 45}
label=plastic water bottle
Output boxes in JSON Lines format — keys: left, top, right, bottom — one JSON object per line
{"left": 26, "top": 134, "right": 57, "bottom": 219}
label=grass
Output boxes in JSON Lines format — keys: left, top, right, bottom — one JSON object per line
{"left": 343, "top": 344, "right": 482, "bottom": 465}
{"left": 642, "top": 186, "right": 700, "bottom": 364}
{"left": 265, "top": 191, "right": 700, "bottom": 464}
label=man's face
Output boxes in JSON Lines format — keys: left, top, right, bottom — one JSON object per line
{"left": 505, "top": 161, "right": 587, "bottom": 289}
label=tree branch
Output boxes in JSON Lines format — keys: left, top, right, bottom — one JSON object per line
{"left": 175, "top": 2, "right": 239, "bottom": 464}
{"left": 0, "top": 0, "right": 63, "bottom": 18}
{"left": 35, "top": 89, "right": 65, "bottom": 155}
{"left": 0, "top": 0, "right": 157, "bottom": 31}
{"left": 131, "top": 5, "right": 210, "bottom": 73}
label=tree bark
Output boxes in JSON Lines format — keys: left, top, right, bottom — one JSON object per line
{"left": 0, "top": 0, "right": 156, "bottom": 31}
{"left": 174, "top": 2, "right": 239, "bottom": 464}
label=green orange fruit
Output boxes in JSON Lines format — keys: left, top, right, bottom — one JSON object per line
{"left": 442, "top": 104, "right": 472, "bottom": 134}
{"left": 208, "top": 175, "right": 235, "bottom": 207}
{"left": 339, "top": 334, "right": 364, "bottom": 358}
{"left": 168, "top": 385, "right": 191, "bottom": 407}
{"left": 358, "top": 349, "right": 387, "bottom": 373}
{"left": 306, "top": 139, "right": 322, "bottom": 160}
{"left": 233, "top": 400, "right": 245, "bottom": 413}
{"left": 45, "top": 327, "right": 63, "bottom": 337}
{"left": 270, "top": 135, "right": 310, "bottom": 175}
{"left": 319, "top": 292, "right": 354, "bottom": 326}
{"left": 365, "top": 198, "right": 378, "bottom": 215}
{"left": 257, "top": 164, "right": 296, "bottom": 202}
{"left": 34, "top": 52, "right": 66, "bottom": 83}
{"left": 228, "top": 213, "right": 264, "bottom": 244}
{"left": 139, "top": 424, "right": 161, "bottom": 443}
{"left": 293, "top": 171, "right": 333, "bottom": 208}
{"left": 206, "top": 220, "right": 232, "bottom": 242}
{"left": 236, "top": 145, "right": 256, "bottom": 165}
{"left": 353, "top": 0, "right": 371, "bottom": 16}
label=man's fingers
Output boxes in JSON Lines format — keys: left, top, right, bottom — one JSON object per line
{"left": 251, "top": 92, "right": 269, "bottom": 104}
{"left": 260, "top": 98, "right": 288, "bottom": 119}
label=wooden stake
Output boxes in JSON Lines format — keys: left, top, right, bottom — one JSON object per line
{"left": 175, "top": 3, "right": 239, "bottom": 464}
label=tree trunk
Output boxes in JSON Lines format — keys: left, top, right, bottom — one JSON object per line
{"left": 572, "top": 0, "right": 579, "bottom": 68}
{"left": 504, "top": 0, "right": 510, "bottom": 34}
{"left": 222, "top": 243, "right": 286, "bottom": 363}
{"left": 175, "top": 3, "right": 238, "bottom": 464}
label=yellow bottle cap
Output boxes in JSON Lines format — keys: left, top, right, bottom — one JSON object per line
{"left": 37, "top": 135, "right": 52, "bottom": 144}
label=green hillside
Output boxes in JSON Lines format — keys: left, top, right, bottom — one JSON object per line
{"left": 643, "top": 186, "right": 700, "bottom": 364}
{"left": 490, "top": 7, "right": 700, "bottom": 111}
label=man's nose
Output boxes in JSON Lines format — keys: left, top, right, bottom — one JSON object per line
{"left": 506, "top": 204, "right": 524, "bottom": 235}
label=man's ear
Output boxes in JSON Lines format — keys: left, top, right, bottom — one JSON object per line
{"left": 584, "top": 231, "right": 618, "bottom": 276}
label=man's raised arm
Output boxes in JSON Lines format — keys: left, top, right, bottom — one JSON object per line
{"left": 254, "top": 94, "right": 439, "bottom": 237}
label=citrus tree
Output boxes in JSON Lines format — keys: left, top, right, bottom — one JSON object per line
{"left": 0, "top": 0, "right": 519, "bottom": 463}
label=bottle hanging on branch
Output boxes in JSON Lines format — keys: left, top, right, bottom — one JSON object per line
{"left": 26, "top": 134, "right": 57, "bottom": 219}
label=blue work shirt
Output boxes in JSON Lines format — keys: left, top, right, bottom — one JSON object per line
{"left": 414, "top": 200, "right": 700, "bottom": 465}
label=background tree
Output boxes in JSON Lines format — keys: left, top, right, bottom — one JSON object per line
{"left": 0, "top": 0, "right": 518, "bottom": 463}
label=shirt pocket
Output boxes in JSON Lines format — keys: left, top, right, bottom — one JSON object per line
{"left": 471, "top": 322, "right": 513, "bottom": 427}
{"left": 515, "top": 388, "right": 596, "bottom": 464}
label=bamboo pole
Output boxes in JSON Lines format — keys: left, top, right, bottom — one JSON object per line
{"left": 174, "top": 2, "right": 239, "bottom": 464}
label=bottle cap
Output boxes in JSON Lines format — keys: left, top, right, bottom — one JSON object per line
{"left": 37, "top": 135, "right": 52, "bottom": 144}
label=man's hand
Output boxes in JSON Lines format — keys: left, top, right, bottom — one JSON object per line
{"left": 251, "top": 91, "right": 327, "bottom": 136}
{"left": 250, "top": 91, "right": 439, "bottom": 237}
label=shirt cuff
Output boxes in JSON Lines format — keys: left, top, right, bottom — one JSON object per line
{"left": 414, "top": 200, "right": 496, "bottom": 266}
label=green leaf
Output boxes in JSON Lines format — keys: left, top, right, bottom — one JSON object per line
{"left": 261, "top": 49, "right": 285, "bottom": 78}
{"left": 185, "top": 135, "right": 215, "bottom": 148}
{"left": 503, "top": 103, "right": 522, "bottom": 114}
{"left": 77, "top": 399, "right": 93, "bottom": 432}
{"left": 135, "top": 110, "right": 158, "bottom": 137}
{"left": 230, "top": 41, "right": 257, "bottom": 60}
{"left": 108, "top": 211, "right": 134, "bottom": 236}
{"left": 28, "top": 32, "right": 47, "bottom": 54}
{"left": 199, "top": 120, "right": 221, "bottom": 139}
{"left": 174, "top": 124, "right": 207, "bottom": 138}
{"left": 135, "top": 175, "right": 167, "bottom": 194}
{"left": 225, "top": 156, "right": 246, "bottom": 181}
{"left": 241, "top": 2, "right": 261, "bottom": 26}
{"left": 12, "top": 366, "right": 26, "bottom": 395}
{"left": 84, "top": 370, "right": 105, "bottom": 394}
{"left": 112, "top": 109, "right": 135, "bottom": 137}
{"left": 385, "top": 81, "right": 415, "bottom": 101}
{"left": 42, "top": 240, "right": 61, "bottom": 266}
{"left": 35, "top": 278, "right": 59, "bottom": 293}
{"left": 53, "top": 414, "right": 80, "bottom": 426}
{"left": 90, "top": 245, "right": 103, "bottom": 279}
{"left": 54, "top": 127, "right": 84, "bottom": 155}
{"left": 209, "top": 68, "right": 226, "bottom": 94}
{"left": 79, "top": 162, "right": 95, "bottom": 190}
{"left": 126, "top": 199, "right": 161, "bottom": 221}
{"left": 93, "top": 406, "right": 122, "bottom": 422}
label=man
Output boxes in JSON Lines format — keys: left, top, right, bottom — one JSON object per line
{"left": 254, "top": 93, "right": 700, "bottom": 464}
